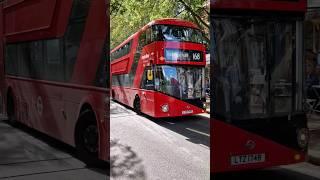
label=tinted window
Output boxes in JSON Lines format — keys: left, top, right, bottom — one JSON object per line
{"left": 64, "top": 0, "right": 91, "bottom": 81}
{"left": 4, "top": 0, "right": 92, "bottom": 84}
{"left": 5, "top": 45, "right": 18, "bottom": 76}
{"left": 71, "top": 0, "right": 91, "bottom": 19}
{"left": 46, "top": 40, "right": 61, "bottom": 64}
{"left": 95, "top": 41, "right": 108, "bottom": 88}
{"left": 30, "top": 41, "right": 44, "bottom": 78}
{"left": 45, "top": 39, "right": 64, "bottom": 81}
{"left": 18, "top": 43, "right": 31, "bottom": 77}
{"left": 111, "top": 40, "right": 132, "bottom": 61}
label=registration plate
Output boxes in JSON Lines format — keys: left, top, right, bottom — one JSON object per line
{"left": 182, "top": 110, "right": 193, "bottom": 115}
{"left": 231, "top": 153, "right": 266, "bottom": 166}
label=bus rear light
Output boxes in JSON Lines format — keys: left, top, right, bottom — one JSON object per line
{"left": 297, "top": 128, "right": 309, "bottom": 149}
{"left": 161, "top": 104, "right": 169, "bottom": 113}
{"left": 294, "top": 154, "right": 301, "bottom": 161}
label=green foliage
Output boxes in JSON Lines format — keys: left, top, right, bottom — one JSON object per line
{"left": 111, "top": 0, "right": 209, "bottom": 49}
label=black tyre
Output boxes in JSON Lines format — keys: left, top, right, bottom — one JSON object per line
{"left": 75, "top": 110, "right": 100, "bottom": 167}
{"left": 7, "top": 93, "right": 17, "bottom": 125}
{"left": 133, "top": 96, "right": 141, "bottom": 115}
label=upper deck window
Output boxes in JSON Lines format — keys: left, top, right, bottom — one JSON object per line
{"left": 152, "top": 25, "right": 205, "bottom": 44}
{"left": 111, "top": 40, "right": 132, "bottom": 61}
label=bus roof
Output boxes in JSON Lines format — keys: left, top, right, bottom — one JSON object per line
{"left": 111, "top": 18, "right": 200, "bottom": 53}
{"left": 149, "top": 18, "right": 199, "bottom": 29}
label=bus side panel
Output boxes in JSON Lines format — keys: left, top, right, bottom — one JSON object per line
{"left": 132, "top": 45, "right": 147, "bottom": 89}
{"left": 6, "top": 78, "right": 68, "bottom": 141}
{"left": 4, "top": 0, "right": 57, "bottom": 36}
{"left": 211, "top": 120, "right": 305, "bottom": 173}
{"left": 6, "top": 78, "right": 107, "bottom": 159}
{"left": 112, "top": 86, "right": 138, "bottom": 108}
{"left": 111, "top": 58, "right": 130, "bottom": 75}
{"left": 70, "top": 0, "right": 107, "bottom": 86}
{"left": 140, "top": 90, "right": 155, "bottom": 117}
{"left": 4, "top": 0, "right": 73, "bottom": 42}
{"left": 68, "top": 0, "right": 108, "bottom": 161}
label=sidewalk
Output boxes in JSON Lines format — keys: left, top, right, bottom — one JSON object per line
{"left": 308, "top": 114, "right": 320, "bottom": 166}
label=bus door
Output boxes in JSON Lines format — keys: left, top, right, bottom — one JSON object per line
{"left": 140, "top": 66, "right": 155, "bottom": 115}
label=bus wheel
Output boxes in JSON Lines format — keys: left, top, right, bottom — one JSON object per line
{"left": 7, "top": 93, "right": 17, "bottom": 125}
{"left": 75, "top": 110, "right": 100, "bottom": 167}
{"left": 133, "top": 96, "right": 141, "bottom": 115}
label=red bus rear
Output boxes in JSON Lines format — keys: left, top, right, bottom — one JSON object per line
{"left": 0, "top": 0, "right": 109, "bottom": 165}
{"left": 111, "top": 18, "right": 207, "bottom": 118}
{"left": 211, "top": 0, "right": 308, "bottom": 173}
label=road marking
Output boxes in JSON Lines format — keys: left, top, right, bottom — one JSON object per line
{"left": 186, "top": 128, "right": 210, "bottom": 137}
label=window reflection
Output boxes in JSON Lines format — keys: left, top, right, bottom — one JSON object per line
{"left": 213, "top": 17, "right": 296, "bottom": 119}
{"left": 155, "top": 65, "right": 204, "bottom": 100}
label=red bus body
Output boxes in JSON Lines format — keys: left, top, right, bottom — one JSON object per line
{"left": 111, "top": 19, "right": 207, "bottom": 118}
{"left": 211, "top": 0, "right": 308, "bottom": 173}
{"left": 0, "top": 0, "right": 109, "bottom": 163}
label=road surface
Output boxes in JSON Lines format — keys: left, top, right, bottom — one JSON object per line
{"left": 110, "top": 100, "right": 210, "bottom": 180}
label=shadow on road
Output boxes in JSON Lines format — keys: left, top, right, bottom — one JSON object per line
{"left": 111, "top": 100, "right": 210, "bottom": 148}
{"left": 149, "top": 115, "right": 210, "bottom": 147}
{"left": 110, "top": 138, "right": 146, "bottom": 179}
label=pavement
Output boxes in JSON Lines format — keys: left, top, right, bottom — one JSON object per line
{"left": 0, "top": 117, "right": 107, "bottom": 180}
{"left": 308, "top": 114, "right": 320, "bottom": 166}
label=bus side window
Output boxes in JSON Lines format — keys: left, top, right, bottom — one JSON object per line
{"left": 146, "top": 28, "right": 152, "bottom": 45}
{"left": 5, "top": 45, "right": 18, "bottom": 76}
{"left": 139, "top": 32, "right": 146, "bottom": 50}
{"left": 45, "top": 39, "right": 64, "bottom": 82}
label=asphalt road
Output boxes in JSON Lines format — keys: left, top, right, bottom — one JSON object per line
{"left": 0, "top": 118, "right": 107, "bottom": 180}
{"left": 110, "top": 100, "right": 210, "bottom": 180}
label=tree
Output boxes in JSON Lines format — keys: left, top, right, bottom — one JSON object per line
{"left": 111, "top": 0, "right": 209, "bottom": 49}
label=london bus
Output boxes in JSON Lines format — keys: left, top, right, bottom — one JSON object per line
{"left": 211, "top": 0, "right": 309, "bottom": 173}
{"left": 0, "top": 0, "right": 108, "bottom": 166}
{"left": 111, "top": 18, "right": 207, "bottom": 118}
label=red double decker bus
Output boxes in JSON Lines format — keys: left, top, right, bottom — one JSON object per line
{"left": 211, "top": 0, "right": 308, "bottom": 173}
{"left": 111, "top": 18, "right": 207, "bottom": 118}
{"left": 0, "top": 0, "right": 109, "bottom": 165}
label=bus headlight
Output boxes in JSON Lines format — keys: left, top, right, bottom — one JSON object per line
{"left": 161, "top": 104, "right": 169, "bottom": 113}
{"left": 297, "top": 128, "right": 309, "bottom": 149}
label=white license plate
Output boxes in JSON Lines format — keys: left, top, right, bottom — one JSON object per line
{"left": 182, "top": 110, "right": 193, "bottom": 115}
{"left": 231, "top": 153, "right": 266, "bottom": 166}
